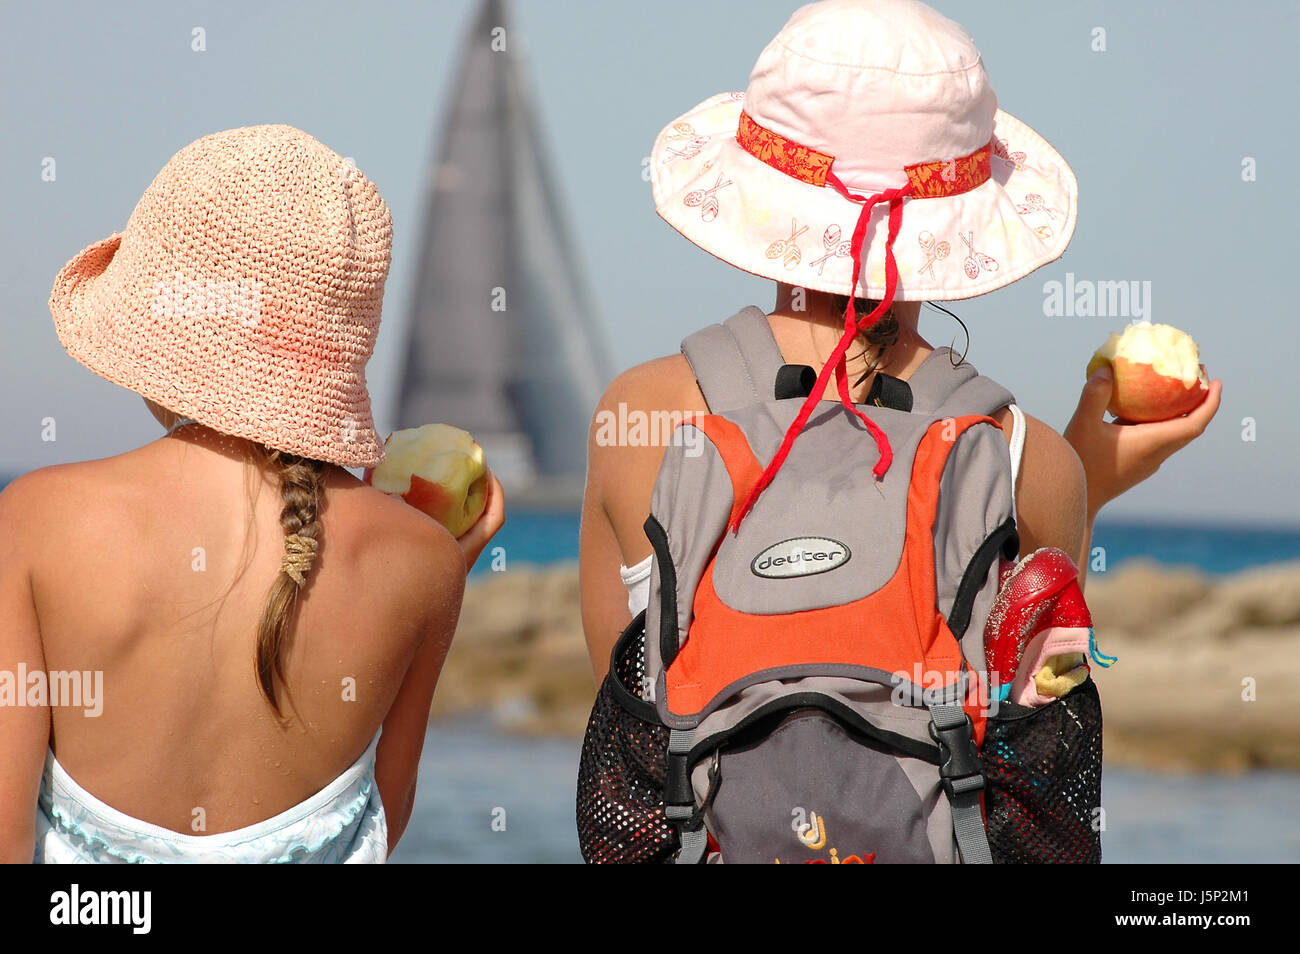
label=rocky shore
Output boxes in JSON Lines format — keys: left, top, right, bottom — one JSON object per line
{"left": 430, "top": 558, "right": 1300, "bottom": 772}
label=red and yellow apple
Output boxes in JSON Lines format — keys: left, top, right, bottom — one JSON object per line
{"left": 363, "top": 424, "right": 489, "bottom": 537}
{"left": 1086, "top": 322, "right": 1209, "bottom": 423}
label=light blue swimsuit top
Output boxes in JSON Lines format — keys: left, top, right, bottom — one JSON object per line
{"left": 34, "top": 731, "right": 387, "bottom": 864}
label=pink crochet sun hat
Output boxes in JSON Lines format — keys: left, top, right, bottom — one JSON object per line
{"left": 49, "top": 124, "right": 392, "bottom": 468}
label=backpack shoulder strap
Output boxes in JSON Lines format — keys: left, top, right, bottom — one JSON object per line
{"left": 905, "top": 347, "right": 1016, "bottom": 419}
{"left": 681, "top": 306, "right": 786, "bottom": 412}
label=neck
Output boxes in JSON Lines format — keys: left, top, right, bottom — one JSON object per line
{"left": 768, "top": 283, "right": 932, "bottom": 391}
{"left": 771, "top": 282, "right": 923, "bottom": 335}
{"left": 161, "top": 417, "right": 279, "bottom": 479}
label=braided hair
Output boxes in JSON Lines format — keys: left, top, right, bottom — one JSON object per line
{"left": 253, "top": 447, "right": 326, "bottom": 715}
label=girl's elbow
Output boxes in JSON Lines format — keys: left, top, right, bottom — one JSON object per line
{"left": 383, "top": 781, "right": 418, "bottom": 858}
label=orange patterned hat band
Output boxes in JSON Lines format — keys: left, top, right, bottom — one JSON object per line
{"left": 735, "top": 109, "right": 992, "bottom": 198}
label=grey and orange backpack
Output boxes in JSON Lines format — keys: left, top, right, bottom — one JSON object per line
{"left": 577, "top": 306, "right": 1103, "bottom": 864}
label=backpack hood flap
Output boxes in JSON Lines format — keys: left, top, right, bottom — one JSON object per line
{"left": 708, "top": 399, "right": 926, "bottom": 613}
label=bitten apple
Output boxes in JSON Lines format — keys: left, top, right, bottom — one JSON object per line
{"left": 1086, "top": 321, "right": 1209, "bottom": 423}
{"left": 364, "top": 424, "right": 489, "bottom": 537}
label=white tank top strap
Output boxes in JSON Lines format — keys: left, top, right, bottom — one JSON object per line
{"left": 619, "top": 555, "right": 653, "bottom": 618}
{"left": 1005, "top": 402, "right": 1026, "bottom": 515}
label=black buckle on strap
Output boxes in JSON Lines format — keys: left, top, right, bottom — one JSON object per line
{"left": 666, "top": 752, "right": 694, "bottom": 808}
{"left": 666, "top": 750, "right": 719, "bottom": 835}
{"left": 929, "top": 715, "right": 985, "bottom": 801}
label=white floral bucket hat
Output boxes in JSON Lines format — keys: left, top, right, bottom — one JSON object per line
{"left": 649, "top": 0, "right": 1078, "bottom": 522}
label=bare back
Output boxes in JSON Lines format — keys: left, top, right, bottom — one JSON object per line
{"left": 18, "top": 429, "right": 463, "bottom": 835}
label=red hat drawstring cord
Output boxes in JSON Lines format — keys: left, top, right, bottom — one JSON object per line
{"left": 730, "top": 178, "right": 912, "bottom": 534}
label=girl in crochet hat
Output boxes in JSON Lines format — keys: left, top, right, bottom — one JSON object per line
{"left": 579, "top": 0, "right": 1220, "bottom": 679}
{"left": 0, "top": 124, "right": 503, "bottom": 863}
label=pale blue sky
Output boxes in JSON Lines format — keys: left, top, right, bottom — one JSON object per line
{"left": 2, "top": 0, "right": 1297, "bottom": 525}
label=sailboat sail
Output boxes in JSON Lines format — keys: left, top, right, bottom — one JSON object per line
{"left": 397, "top": 0, "right": 612, "bottom": 494}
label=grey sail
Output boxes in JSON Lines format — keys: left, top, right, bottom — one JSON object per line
{"left": 396, "top": 0, "right": 613, "bottom": 498}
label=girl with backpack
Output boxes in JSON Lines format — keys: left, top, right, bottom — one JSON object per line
{"left": 577, "top": 0, "right": 1220, "bottom": 864}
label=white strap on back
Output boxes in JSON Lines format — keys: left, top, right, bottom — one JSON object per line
{"left": 1006, "top": 403, "right": 1026, "bottom": 515}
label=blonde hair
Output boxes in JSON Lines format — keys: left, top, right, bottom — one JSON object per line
{"left": 253, "top": 447, "right": 327, "bottom": 715}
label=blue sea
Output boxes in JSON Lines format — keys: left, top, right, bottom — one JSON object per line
{"left": 474, "top": 509, "right": 1300, "bottom": 577}
{"left": 3, "top": 471, "right": 1294, "bottom": 576}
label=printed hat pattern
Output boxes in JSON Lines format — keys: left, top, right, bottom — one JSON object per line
{"left": 49, "top": 124, "right": 392, "bottom": 468}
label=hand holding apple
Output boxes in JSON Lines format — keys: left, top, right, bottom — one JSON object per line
{"left": 454, "top": 468, "right": 506, "bottom": 572}
{"left": 1065, "top": 329, "right": 1222, "bottom": 518}
{"left": 364, "top": 424, "right": 491, "bottom": 538}
{"left": 1085, "top": 322, "right": 1210, "bottom": 423}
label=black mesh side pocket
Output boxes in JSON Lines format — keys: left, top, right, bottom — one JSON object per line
{"left": 576, "top": 612, "right": 678, "bottom": 864}
{"left": 983, "top": 676, "right": 1103, "bottom": 864}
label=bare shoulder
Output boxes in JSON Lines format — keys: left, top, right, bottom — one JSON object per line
{"left": 587, "top": 354, "right": 707, "bottom": 560}
{"left": 0, "top": 460, "right": 102, "bottom": 503}
{"left": 0, "top": 463, "right": 102, "bottom": 552}
{"left": 1017, "top": 412, "right": 1084, "bottom": 480}
{"left": 587, "top": 352, "right": 707, "bottom": 477}
{"left": 0, "top": 468, "right": 47, "bottom": 544}
{"left": 594, "top": 353, "right": 703, "bottom": 417}
{"left": 590, "top": 354, "right": 708, "bottom": 463}
{"left": 0, "top": 466, "right": 52, "bottom": 514}
{"left": 988, "top": 405, "right": 1081, "bottom": 476}
{"left": 333, "top": 475, "right": 466, "bottom": 602}
{"left": 1008, "top": 409, "right": 1087, "bottom": 558}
